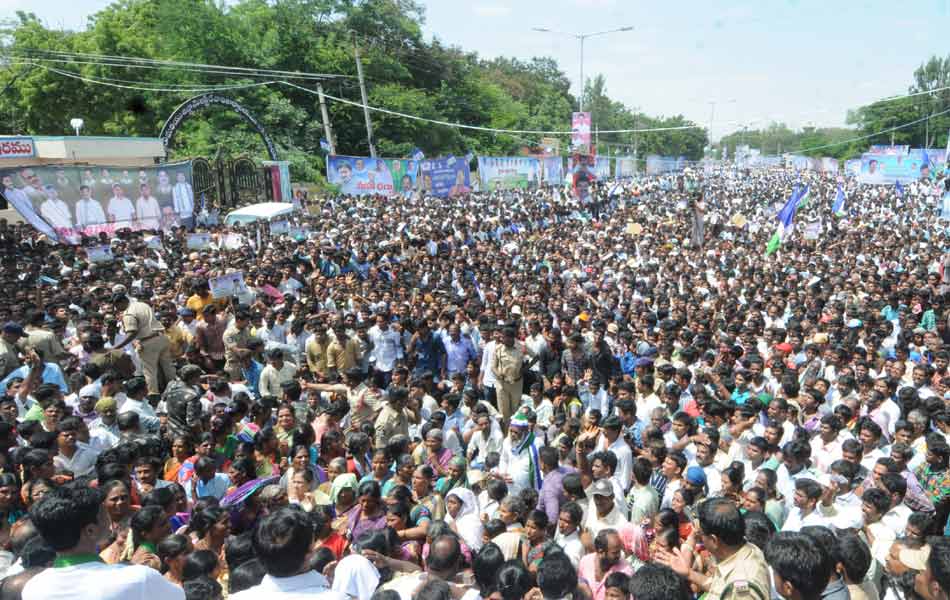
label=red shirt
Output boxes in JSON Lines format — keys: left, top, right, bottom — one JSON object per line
{"left": 317, "top": 531, "right": 348, "bottom": 559}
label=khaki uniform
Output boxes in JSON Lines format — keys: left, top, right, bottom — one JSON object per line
{"left": 0, "top": 339, "right": 20, "bottom": 379}
{"left": 306, "top": 337, "right": 331, "bottom": 380}
{"left": 327, "top": 337, "right": 361, "bottom": 373}
{"left": 222, "top": 324, "right": 252, "bottom": 379}
{"left": 374, "top": 401, "right": 410, "bottom": 449}
{"left": 23, "top": 327, "right": 66, "bottom": 365}
{"left": 122, "top": 300, "right": 175, "bottom": 395}
{"left": 705, "top": 543, "right": 772, "bottom": 600}
{"left": 491, "top": 343, "right": 524, "bottom": 421}
{"left": 165, "top": 323, "right": 193, "bottom": 361}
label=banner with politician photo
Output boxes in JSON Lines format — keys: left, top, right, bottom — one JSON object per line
{"left": 418, "top": 156, "right": 471, "bottom": 197}
{"left": 326, "top": 155, "right": 419, "bottom": 196}
{"left": 477, "top": 156, "right": 541, "bottom": 191}
{"left": 542, "top": 157, "right": 564, "bottom": 185}
{"left": 0, "top": 161, "right": 196, "bottom": 244}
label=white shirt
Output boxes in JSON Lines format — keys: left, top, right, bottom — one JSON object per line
{"left": 781, "top": 507, "right": 830, "bottom": 532}
{"left": 231, "top": 571, "right": 346, "bottom": 600}
{"left": 881, "top": 503, "right": 912, "bottom": 538}
{"left": 480, "top": 340, "right": 498, "bottom": 388}
{"left": 600, "top": 436, "right": 634, "bottom": 492}
{"left": 136, "top": 195, "right": 161, "bottom": 229}
{"left": 554, "top": 529, "right": 585, "bottom": 567}
{"left": 41, "top": 198, "right": 73, "bottom": 229}
{"left": 173, "top": 182, "right": 195, "bottom": 217}
{"left": 23, "top": 561, "right": 184, "bottom": 600}
{"left": 367, "top": 326, "right": 403, "bottom": 372}
{"left": 497, "top": 437, "right": 535, "bottom": 496}
{"left": 53, "top": 445, "right": 99, "bottom": 478}
{"left": 108, "top": 195, "right": 135, "bottom": 224}
{"left": 75, "top": 198, "right": 107, "bottom": 228}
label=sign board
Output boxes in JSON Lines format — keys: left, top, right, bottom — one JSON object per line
{"left": 210, "top": 271, "right": 246, "bottom": 299}
{"left": 186, "top": 232, "right": 212, "bottom": 250}
{"left": 0, "top": 137, "right": 35, "bottom": 159}
{"left": 87, "top": 245, "right": 114, "bottom": 263}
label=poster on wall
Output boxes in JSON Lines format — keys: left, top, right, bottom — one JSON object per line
{"left": 477, "top": 157, "right": 541, "bottom": 191}
{"left": 418, "top": 156, "right": 471, "bottom": 197}
{"left": 0, "top": 161, "right": 196, "bottom": 244}
{"left": 326, "top": 155, "right": 419, "bottom": 196}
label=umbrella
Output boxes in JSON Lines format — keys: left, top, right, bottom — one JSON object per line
{"left": 220, "top": 475, "right": 279, "bottom": 509}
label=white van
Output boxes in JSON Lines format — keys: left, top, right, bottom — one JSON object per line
{"left": 223, "top": 202, "right": 297, "bottom": 227}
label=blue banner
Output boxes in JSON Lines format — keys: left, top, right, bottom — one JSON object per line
{"left": 615, "top": 157, "right": 638, "bottom": 177}
{"left": 568, "top": 156, "right": 611, "bottom": 180}
{"left": 542, "top": 157, "right": 563, "bottom": 184}
{"left": 419, "top": 156, "right": 471, "bottom": 197}
{"left": 327, "top": 155, "right": 419, "bottom": 196}
{"left": 858, "top": 153, "right": 926, "bottom": 185}
{"left": 477, "top": 156, "right": 541, "bottom": 191}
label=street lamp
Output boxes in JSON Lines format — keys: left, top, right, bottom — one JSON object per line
{"left": 531, "top": 26, "right": 634, "bottom": 113}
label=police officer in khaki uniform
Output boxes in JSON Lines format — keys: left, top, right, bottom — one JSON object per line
{"left": 0, "top": 322, "right": 24, "bottom": 379}
{"left": 491, "top": 326, "right": 525, "bottom": 423}
{"left": 373, "top": 386, "right": 414, "bottom": 449}
{"left": 23, "top": 310, "right": 68, "bottom": 366}
{"left": 113, "top": 293, "right": 176, "bottom": 396}
{"left": 223, "top": 309, "right": 252, "bottom": 379}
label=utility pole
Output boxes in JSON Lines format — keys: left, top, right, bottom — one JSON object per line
{"left": 316, "top": 83, "right": 336, "bottom": 156}
{"left": 352, "top": 33, "right": 376, "bottom": 158}
{"left": 633, "top": 109, "right": 640, "bottom": 173}
{"left": 579, "top": 36, "right": 585, "bottom": 113}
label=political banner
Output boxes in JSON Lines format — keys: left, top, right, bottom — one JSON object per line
{"left": 0, "top": 161, "right": 196, "bottom": 244}
{"left": 542, "top": 157, "right": 563, "bottom": 185}
{"left": 615, "top": 157, "right": 638, "bottom": 178}
{"left": 858, "top": 153, "right": 927, "bottom": 185}
{"left": 820, "top": 157, "right": 839, "bottom": 174}
{"left": 571, "top": 112, "right": 591, "bottom": 153}
{"left": 868, "top": 145, "right": 910, "bottom": 156}
{"left": 477, "top": 157, "right": 541, "bottom": 191}
{"left": 646, "top": 155, "right": 679, "bottom": 175}
{"left": 568, "top": 156, "right": 612, "bottom": 180}
{"left": 326, "top": 155, "right": 419, "bottom": 196}
{"left": 844, "top": 159, "right": 862, "bottom": 177}
{"left": 418, "top": 156, "right": 471, "bottom": 197}
{"left": 210, "top": 271, "right": 247, "bottom": 299}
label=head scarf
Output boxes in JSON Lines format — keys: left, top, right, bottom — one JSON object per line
{"left": 330, "top": 473, "right": 358, "bottom": 505}
{"left": 446, "top": 487, "right": 484, "bottom": 552}
{"left": 330, "top": 554, "right": 380, "bottom": 600}
{"left": 95, "top": 397, "right": 116, "bottom": 413}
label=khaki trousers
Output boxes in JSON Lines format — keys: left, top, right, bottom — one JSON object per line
{"left": 139, "top": 335, "right": 176, "bottom": 395}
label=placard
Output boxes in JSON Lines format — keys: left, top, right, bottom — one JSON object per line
{"left": 186, "top": 232, "right": 212, "bottom": 250}
{"left": 270, "top": 220, "right": 290, "bottom": 235}
{"left": 87, "top": 245, "right": 114, "bottom": 263}
{"left": 210, "top": 271, "right": 246, "bottom": 299}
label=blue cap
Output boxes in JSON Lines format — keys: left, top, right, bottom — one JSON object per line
{"left": 177, "top": 308, "right": 196, "bottom": 317}
{"left": 2, "top": 322, "right": 24, "bottom": 337}
{"left": 685, "top": 466, "right": 707, "bottom": 486}
{"left": 634, "top": 357, "right": 654, "bottom": 368}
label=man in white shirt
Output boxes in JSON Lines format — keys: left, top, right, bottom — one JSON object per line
{"left": 53, "top": 417, "right": 99, "bottom": 478}
{"left": 782, "top": 478, "right": 830, "bottom": 532}
{"left": 259, "top": 349, "right": 298, "bottom": 399}
{"left": 367, "top": 314, "right": 403, "bottom": 385}
{"left": 135, "top": 183, "right": 161, "bottom": 230}
{"left": 23, "top": 485, "right": 184, "bottom": 600}
{"left": 74, "top": 185, "right": 106, "bottom": 230}
{"left": 231, "top": 507, "right": 347, "bottom": 600}
{"left": 595, "top": 416, "right": 633, "bottom": 492}
{"left": 39, "top": 186, "right": 73, "bottom": 231}
{"left": 116, "top": 377, "right": 160, "bottom": 434}
{"left": 172, "top": 171, "right": 195, "bottom": 228}
{"left": 107, "top": 184, "right": 135, "bottom": 227}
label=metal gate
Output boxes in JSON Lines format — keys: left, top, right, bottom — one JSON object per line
{"left": 187, "top": 155, "right": 272, "bottom": 208}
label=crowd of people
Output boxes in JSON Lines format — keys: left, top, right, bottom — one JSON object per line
{"left": 0, "top": 164, "right": 948, "bottom": 600}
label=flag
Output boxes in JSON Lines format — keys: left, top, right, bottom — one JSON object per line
{"left": 319, "top": 138, "right": 331, "bottom": 154}
{"left": 464, "top": 151, "right": 474, "bottom": 163}
{"left": 411, "top": 147, "right": 425, "bottom": 161}
{"left": 832, "top": 184, "right": 846, "bottom": 217}
{"left": 766, "top": 186, "right": 807, "bottom": 255}
{"left": 896, "top": 181, "right": 904, "bottom": 198}
{"left": 796, "top": 185, "right": 811, "bottom": 208}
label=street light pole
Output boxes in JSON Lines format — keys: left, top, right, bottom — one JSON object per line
{"left": 531, "top": 26, "right": 633, "bottom": 113}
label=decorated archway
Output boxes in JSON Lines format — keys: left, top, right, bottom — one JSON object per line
{"left": 159, "top": 93, "right": 280, "bottom": 161}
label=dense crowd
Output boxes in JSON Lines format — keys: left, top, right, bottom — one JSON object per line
{"left": 0, "top": 165, "right": 948, "bottom": 600}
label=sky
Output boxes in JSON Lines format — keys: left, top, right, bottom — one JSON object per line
{"left": 3, "top": 0, "right": 949, "bottom": 140}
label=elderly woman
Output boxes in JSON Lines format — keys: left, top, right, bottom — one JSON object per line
{"left": 434, "top": 457, "right": 468, "bottom": 496}
{"left": 421, "top": 428, "right": 454, "bottom": 477}
{"left": 445, "top": 487, "right": 483, "bottom": 552}
{"left": 330, "top": 472, "right": 359, "bottom": 535}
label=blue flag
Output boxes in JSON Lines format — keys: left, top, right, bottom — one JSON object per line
{"left": 319, "top": 138, "right": 331, "bottom": 154}
{"left": 896, "top": 181, "right": 904, "bottom": 198}
{"left": 832, "top": 184, "right": 846, "bottom": 216}
{"left": 411, "top": 147, "right": 425, "bottom": 161}
{"left": 766, "top": 185, "right": 807, "bottom": 255}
